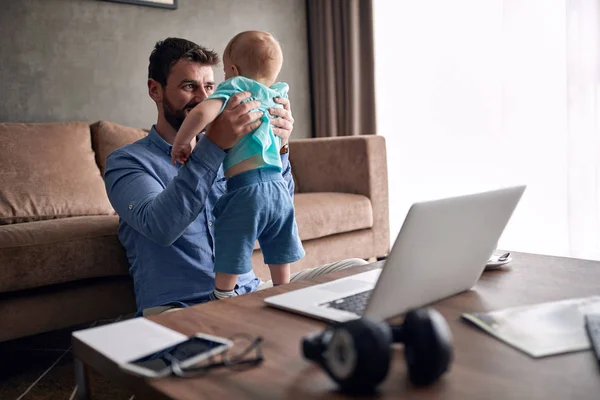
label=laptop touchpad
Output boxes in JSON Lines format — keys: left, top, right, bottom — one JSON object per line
{"left": 322, "top": 279, "right": 373, "bottom": 293}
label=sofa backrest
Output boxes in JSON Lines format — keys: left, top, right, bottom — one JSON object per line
{"left": 90, "top": 120, "right": 300, "bottom": 193}
{"left": 0, "top": 119, "right": 298, "bottom": 225}
{"left": 0, "top": 122, "right": 114, "bottom": 224}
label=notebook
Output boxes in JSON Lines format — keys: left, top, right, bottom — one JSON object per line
{"left": 462, "top": 296, "right": 600, "bottom": 358}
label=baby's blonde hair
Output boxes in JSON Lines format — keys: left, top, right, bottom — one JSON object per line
{"left": 224, "top": 30, "right": 283, "bottom": 86}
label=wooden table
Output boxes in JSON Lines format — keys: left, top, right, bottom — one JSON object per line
{"left": 72, "top": 252, "right": 600, "bottom": 399}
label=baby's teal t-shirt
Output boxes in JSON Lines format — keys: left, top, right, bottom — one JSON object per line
{"left": 205, "top": 76, "right": 288, "bottom": 172}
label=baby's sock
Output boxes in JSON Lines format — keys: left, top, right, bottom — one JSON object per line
{"left": 209, "top": 287, "right": 237, "bottom": 301}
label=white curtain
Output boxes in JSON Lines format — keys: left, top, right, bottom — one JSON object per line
{"left": 373, "top": 0, "right": 600, "bottom": 260}
{"left": 566, "top": 0, "right": 600, "bottom": 260}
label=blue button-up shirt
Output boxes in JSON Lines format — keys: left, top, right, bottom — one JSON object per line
{"left": 104, "top": 126, "right": 294, "bottom": 313}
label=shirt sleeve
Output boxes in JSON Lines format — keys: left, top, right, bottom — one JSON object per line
{"left": 104, "top": 135, "right": 226, "bottom": 246}
{"left": 270, "top": 82, "right": 289, "bottom": 100}
{"left": 206, "top": 77, "right": 254, "bottom": 114}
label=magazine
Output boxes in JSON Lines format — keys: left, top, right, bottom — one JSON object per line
{"left": 462, "top": 296, "right": 600, "bottom": 358}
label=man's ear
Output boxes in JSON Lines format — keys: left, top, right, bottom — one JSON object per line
{"left": 148, "top": 79, "right": 163, "bottom": 104}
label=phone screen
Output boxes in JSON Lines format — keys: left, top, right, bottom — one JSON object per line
{"left": 128, "top": 336, "right": 228, "bottom": 373}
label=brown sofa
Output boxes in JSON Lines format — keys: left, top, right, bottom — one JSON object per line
{"left": 0, "top": 121, "right": 389, "bottom": 342}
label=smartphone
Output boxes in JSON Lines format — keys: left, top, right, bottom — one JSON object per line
{"left": 119, "top": 333, "right": 233, "bottom": 378}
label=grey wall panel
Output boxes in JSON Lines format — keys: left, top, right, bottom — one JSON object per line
{"left": 0, "top": 0, "right": 311, "bottom": 138}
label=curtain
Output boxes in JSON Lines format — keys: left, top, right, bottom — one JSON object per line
{"left": 306, "top": 0, "right": 377, "bottom": 137}
{"left": 566, "top": 0, "right": 600, "bottom": 260}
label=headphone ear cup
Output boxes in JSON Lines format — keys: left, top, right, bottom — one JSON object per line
{"left": 302, "top": 330, "right": 329, "bottom": 362}
{"left": 402, "top": 308, "right": 453, "bottom": 386}
{"left": 310, "top": 318, "right": 393, "bottom": 394}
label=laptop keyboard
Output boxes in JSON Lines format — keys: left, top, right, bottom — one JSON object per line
{"left": 321, "top": 289, "right": 374, "bottom": 315}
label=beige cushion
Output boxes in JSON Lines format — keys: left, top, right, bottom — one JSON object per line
{"left": 252, "top": 228, "right": 374, "bottom": 281}
{"left": 294, "top": 192, "right": 373, "bottom": 240}
{"left": 91, "top": 120, "right": 148, "bottom": 176}
{"left": 0, "top": 122, "right": 114, "bottom": 224}
{"left": 0, "top": 216, "right": 129, "bottom": 293}
{"left": 253, "top": 192, "right": 373, "bottom": 251}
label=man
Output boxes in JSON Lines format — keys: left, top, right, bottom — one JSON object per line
{"left": 104, "top": 37, "right": 367, "bottom": 317}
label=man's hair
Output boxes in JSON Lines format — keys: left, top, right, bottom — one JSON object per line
{"left": 224, "top": 31, "right": 283, "bottom": 84}
{"left": 148, "top": 38, "right": 219, "bottom": 86}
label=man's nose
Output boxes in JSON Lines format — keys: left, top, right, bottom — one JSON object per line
{"left": 193, "top": 87, "right": 208, "bottom": 102}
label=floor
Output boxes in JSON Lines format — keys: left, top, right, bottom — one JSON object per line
{"left": 0, "top": 316, "right": 136, "bottom": 400}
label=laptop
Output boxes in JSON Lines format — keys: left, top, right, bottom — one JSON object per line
{"left": 264, "top": 185, "right": 526, "bottom": 323}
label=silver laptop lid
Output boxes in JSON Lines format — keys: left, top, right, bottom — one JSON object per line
{"left": 364, "top": 185, "right": 526, "bottom": 322}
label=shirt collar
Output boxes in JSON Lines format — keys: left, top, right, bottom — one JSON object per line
{"left": 148, "top": 125, "right": 173, "bottom": 155}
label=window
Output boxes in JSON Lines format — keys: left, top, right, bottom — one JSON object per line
{"left": 374, "top": 0, "right": 600, "bottom": 260}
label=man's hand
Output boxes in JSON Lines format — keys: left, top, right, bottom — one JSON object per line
{"left": 270, "top": 97, "right": 294, "bottom": 146}
{"left": 205, "top": 92, "right": 262, "bottom": 150}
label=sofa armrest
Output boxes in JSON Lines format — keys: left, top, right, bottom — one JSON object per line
{"left": 289, "top": 135, "right": 390, "bottom": 256}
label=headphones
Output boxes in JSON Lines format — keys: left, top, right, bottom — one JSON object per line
{"left": 301, "top": 308, "right": 453, "bottom": 394}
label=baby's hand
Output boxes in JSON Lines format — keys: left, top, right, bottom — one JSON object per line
{"left": 171, "top": 142, "right": 193, "bottom": 165}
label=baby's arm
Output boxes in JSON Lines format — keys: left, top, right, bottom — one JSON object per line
{"left": 171, "top": 99, "right": 224, "bottom": 165}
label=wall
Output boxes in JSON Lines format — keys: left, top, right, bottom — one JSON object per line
{"left": 0, "top": 0, "right": 312, "bottom": 138}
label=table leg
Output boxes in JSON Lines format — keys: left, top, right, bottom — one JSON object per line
{"left": 74, "top": 358, "right": 91, "bottom": 400}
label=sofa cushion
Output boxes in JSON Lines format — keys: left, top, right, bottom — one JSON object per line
{"left": 91, "top": 120, "right": 148, "bottom": 176}
{"left": 91, "top": 120, "right": 301, "bottom": 194}
{"left": 252, "top": 228, "right": 375, "bottom": 281}
{"left": 293, "top": 192, "right": 373, "bottom": 241}
{"left": 0, "top": 122, "right": 114, "bottom": 224}
{"left": 251, "top": 192, "right": 372, "bottom": 251}
{"left": 0, "top": 216, "right": 129, "bottom": 293}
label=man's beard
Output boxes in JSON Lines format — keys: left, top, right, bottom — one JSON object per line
{"left": 162, "top": 95, "right": 197, "bottom": 131}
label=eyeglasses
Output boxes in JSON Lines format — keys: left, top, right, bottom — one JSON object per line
{"left": 168, "top": 334, "right": 264, "bottom": 378}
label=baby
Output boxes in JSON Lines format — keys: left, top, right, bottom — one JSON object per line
{"left": 171, "top": 30, "right": 305, "bottom": 301}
